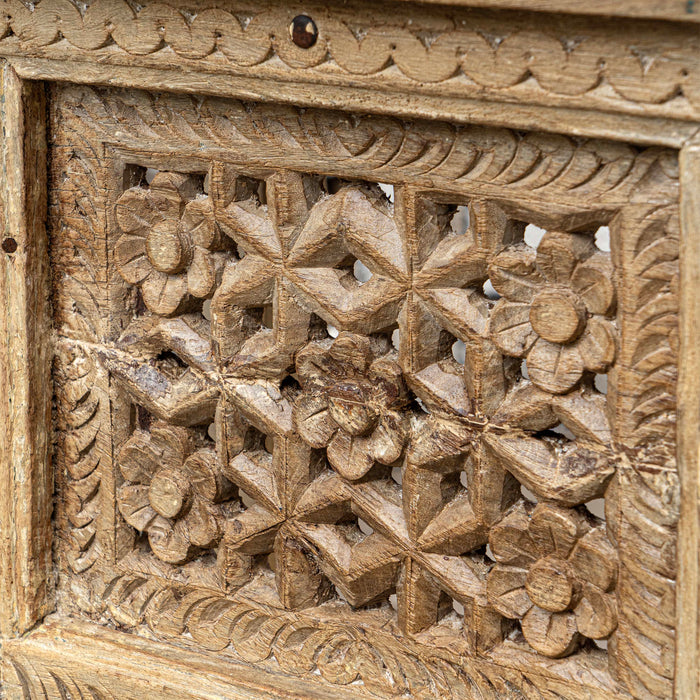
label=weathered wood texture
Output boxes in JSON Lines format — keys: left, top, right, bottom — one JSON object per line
{"left": 393, "top": 0, "right": 700, "bottom": 22}
{"left": 0, "top": 2, "right": 697, "bottom": 699}
{"left": 2, "top": 617, "right": 369, "bottom": 699}
{"left": 2, "top": 0, "right": 700, "bottom": 147}
{"left": 36, "top": 80, "right": 681, "bottom": 700}
{"left": 677, "top": 141, "right": 700, "bottom": 700}
{"left": 0, "top": 63, "right": 53, "bottom": 637}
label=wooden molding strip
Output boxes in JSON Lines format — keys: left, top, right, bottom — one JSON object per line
{"left": 8, "top": 57, "right": 700, "bottom": 149}
{"left": 1, "top": 617, "right": 372, "bottom": 699}
{"left": 1, "top": 0, "right": 700, "bottom": 146}
{"left": 676, "top": 139, "right": 700, "bottom": 699}
{"left": 0, "top": 63, "right": 53, "bottom": 636}
{"left": 395, "top": 0, "right": 700, "bottom": 23}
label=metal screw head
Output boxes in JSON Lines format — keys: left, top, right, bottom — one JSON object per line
{"left": 289, "top": 15, "right": 318, "bottom": 49}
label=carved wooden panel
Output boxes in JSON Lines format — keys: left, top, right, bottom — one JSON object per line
{"left": 39, "top": 81, "right": 681, "bottom": 700}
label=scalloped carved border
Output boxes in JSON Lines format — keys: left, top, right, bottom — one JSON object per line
{"left": 2, "top": 0, "right": 700, "bottom": 131}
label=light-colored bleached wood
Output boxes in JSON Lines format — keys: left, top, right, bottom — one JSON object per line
{"left": 392, "top": 0, "right": 700, "bottom": 22}
{"left": 0, "top": 2, "right": 697, "bottom": 699}
{"left": 677, "top": 138, "right": 700, "bottom": 700}
{"left": 0, "top": 63, "right": 52, "bottom": 636}
{"left": 2, "top": 617, "right": 367, "bottom": 699}
{"left": 3, "top": 0, "right": 700, "bottom": 147}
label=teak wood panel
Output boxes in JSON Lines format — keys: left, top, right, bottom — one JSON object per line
{"left": 0, "top": 1, "right": 698, "bottom": 699}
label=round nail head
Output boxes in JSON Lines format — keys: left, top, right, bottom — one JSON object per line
{"left": 290, "top": 15, "right": 318, "bottom": 49}
{"left": 2, "top": 237, "right": 17, "bottom": 254}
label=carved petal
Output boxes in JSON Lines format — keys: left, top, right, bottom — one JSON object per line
{"left": 571, "top": 253, "right": 615, "bottom": 315}
{"left": 295, "top": 340, "right": 336, "bottom": 388}
{"left": 526, "top": 338, "right": 584, "bottom": 394}
{"left": 118, "top": 484, "right": 159, "bottom": 532}
{"left": 293, "top": 393, "right": 337, "bottom": 449}
{"left": 186, "top": 498, "right": 222, "bottom": 548}
{"left": 114, "top": 235, "right": 151, "bottom": 284}
{"left": 576, "top": 317, "right": 616, "bottom": 372}
{"left": 536, "top": 231, "right": 594, "bottom": 284}
{"left": 182, "top": 198, "right": 219, "bottom": 249}
{"left": 529, "top": 503, "right": 589, "bottom": 559}
{"left": 149, "top": 424, "right": 193, "bottom": 468}
{"left": 141, "top": 269, "right": 189, "bottom": 317}
{"left": 569, "top": 528, "right": 617, "bottom": 591}
{"left": 328, "top": 333, "right": 371, "bottom": 376}
{"left": 486, "top": 564, "right": 531, "bottom": 619}
{"left": 115, "top": 188, "right": 160, "bottom": 235}
{"left": 368, "top": 357, "right": 407, "bottom": 409}
{"left": 187, "top": 246, "right": 217, "bottom": 299}
{"left": 369, "top": 412, "right": 407, "bottom": 465}
{"left": 148, "top": 517, "right": 192, "bottom": 565}
{"left": 489, "top": 300, "right": 537, "bottom": 358}
{"left": 488, "top": 245, "right": 543, "bottom": 302}
{"left": 118, "top": 432, "right": 162, "bottom": 483}
{"left": 574, "top": 585, "right": 618, "bottom": 639}
{"left": 521, "top": 606, "right": 580, "bottom": 658}
{"left": 149, "top": 171, "right": 198, "bottom": 210}
{"left": 327, "top": 430, "right": 374, "bottom": 480}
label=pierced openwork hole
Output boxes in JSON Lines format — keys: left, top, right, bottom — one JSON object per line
{"left": 585, "top": 498, "right": 606, "bottom": 521}
{"left": 154, "top": 350, "right": 189, "bottom": 379}
{"left": 550, "top": 423, "right": 576, "bottom": 441}
{"left": 357, "top": 518, "right": 374, "bottom": 536}
{"left": 483, "top": 278, "right": 500, "bottom": 300}
{"left": 524, "top": 223, "right": 546, "bottom": 249}
{"left": 595, "top": 373, "right": 608, "bottom": 394}
{"left": 451, "top": 205, "right": 470, "bottom": 236}
{"left": 595, "top": 226, "right": 611, "bottom": 252}
{"left": 378, "top": 183, "right": 395, "bottom": 203}
{"left": 452, "top": 339, "right": 466, "bottom": 365}
{"left": 353, "top": 259, "right": 373, "bottom": 285}
{"left": 326, "top": 323, "right": 340, "bottom": 338}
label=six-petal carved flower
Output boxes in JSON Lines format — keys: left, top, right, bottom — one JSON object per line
{"left": 293, "top": 333, "right": 410, "bottom": 480}
{"left": 486, "top": 501, "right": 618, "bottom": 658}
{"left": 117, "top": 422, "right": 235, "bottom": 565}
{"left": 115, "top": 172, "right": 231, "bottom": 316}
{"left": 488, "top": 231, "right": 616, "bottom": 394}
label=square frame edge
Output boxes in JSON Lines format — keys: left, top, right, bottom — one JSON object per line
{"left": 0, "top": 50, "right": 698, "bottom": 698}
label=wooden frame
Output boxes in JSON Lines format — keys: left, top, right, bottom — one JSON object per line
{"left": 0, "top": 2, "right": 698, "bottom": 698}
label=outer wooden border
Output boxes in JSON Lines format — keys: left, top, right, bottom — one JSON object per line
{"left": 676, "top": 141, "right": 700, "bottom": 699}
{"left": 392, "top": 0, "right": 700, "bottom": 22}
{"left": 2, "top": 617, "right": 365, "bottom": 699}
{"left": 0, "top": 1, "right": 699, "bottom": 695}
{"left": 2, "top": 0, "right": 700, "bottom": 149}
{"left": 0, "top": 62, "right": 52, "bottom": 638}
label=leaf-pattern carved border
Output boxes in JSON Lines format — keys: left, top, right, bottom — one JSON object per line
{"left": 3, "top": 0, "right": 700, "bottom": 129}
